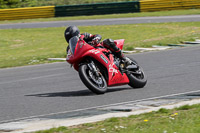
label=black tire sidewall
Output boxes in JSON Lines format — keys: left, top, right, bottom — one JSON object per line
{"left": 79, "top": 64, "right": 107, "bottom": 94}
{"left": 126, "top": 58, "right": 147, "bottom": 88}
{"left": 127, "top": 67, "right": 147, "bottom": 88}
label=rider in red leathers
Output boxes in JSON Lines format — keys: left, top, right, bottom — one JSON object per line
{"left": 64, "top": 26, "right": 132, "bottom": 65}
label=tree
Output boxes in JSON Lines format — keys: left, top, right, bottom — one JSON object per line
{"left": 0, "top": 0, "right": 21, "bottom": 8}
{"left": 0, "top": 0, "right": 7, "bottom": 8}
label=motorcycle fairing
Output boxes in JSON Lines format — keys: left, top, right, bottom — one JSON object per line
{"left": 66, "top": 36, "right": 94, "bottom": 64}
{"left": 107, "top": 53, "right": 129, "bottom": 86}
{"left": 78, "top": 48, "right": 129, "bottom": 86}
{"left": 114, "top": 39, "right": 125, "bottom": 50}
{"left": 67, "top": 36, "right": 129, "bottom": 86}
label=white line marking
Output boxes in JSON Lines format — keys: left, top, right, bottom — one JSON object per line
{"left": 0, "top": 73, "right": 66, "bottom": 85}
{"left": 0, "top": 62, "right": 67, "bottom": 70}
{"left": 1, "top": 89, "right": 200, "bottom": 124}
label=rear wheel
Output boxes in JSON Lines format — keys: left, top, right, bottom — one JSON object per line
{"left": 126, "top": 58, "right": 147, "bottom": 88}
{"left": 79, "top": 64, "right": 107, "bottom": 94}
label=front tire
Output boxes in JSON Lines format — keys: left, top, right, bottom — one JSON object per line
{"left": 79, "top": 64, "right": 107, "bottom": 94}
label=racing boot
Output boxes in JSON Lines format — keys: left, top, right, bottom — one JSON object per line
{"left": 115, "top": 50, "right": 132, "bottom": 67}
{"left": 103, "top": 39, "right": 132, "bottom": 67}
{"left": 124, "top": 57, "right": 132, "bottom": 66}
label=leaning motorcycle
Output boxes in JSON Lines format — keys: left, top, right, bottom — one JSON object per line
{"left": 66, "top": 35, "right": 147, "bottom": 94}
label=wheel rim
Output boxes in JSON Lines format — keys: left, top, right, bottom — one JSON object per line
{"left": 87, "top": 69, "right": 106, "bottom": 89}
{"left": 127, "top": 63, "right": 145, "bottom": 80}
{"left": 133, "top": 68, "right": 145, "bottom": 79}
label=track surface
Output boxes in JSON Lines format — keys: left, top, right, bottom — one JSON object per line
{"left": 0, "top": 15, "right": 200, "bottom": 29}
{"left": 1, "top": 46, "right": 200, "bottom": 122}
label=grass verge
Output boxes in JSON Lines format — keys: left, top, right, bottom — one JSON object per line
{"left": 0, "top": 22, "right": 200, "bottom": 68}
{"left": 34, "top": 104, "right": 200, "bottom": 133}
{"left": 0, "top": 9, "right": 200, "bottom": 24}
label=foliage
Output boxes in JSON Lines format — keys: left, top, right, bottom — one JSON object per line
{"left": 177, "top": 104, "right": 195, "bottom": 110}
{"left": 0, "top": 0, "right": 30, "bottom": 8}
{"left": 158, "top": 108, "right": 169, "bottom": 113}
{"left": 35, "top": 126, "right": 68, "bottom": 133}
{"left": 0, "top": 0, "right": 135, "bottom": 9}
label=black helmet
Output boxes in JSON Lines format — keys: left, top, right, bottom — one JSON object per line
{"left": 64, "top": 26, "right": 80, "bottom": 43}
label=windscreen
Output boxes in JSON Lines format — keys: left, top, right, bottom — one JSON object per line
{"left": 69, "top": 36, "right": 79, "bottom": 54}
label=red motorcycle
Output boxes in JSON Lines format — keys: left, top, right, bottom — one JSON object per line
{"left": 66, "top": 35, "right": 147, "bottom": 94}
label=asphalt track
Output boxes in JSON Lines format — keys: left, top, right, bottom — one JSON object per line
{"left": 1, "top": 46, "right": 200, "bottom": 122}
{"left": 0, "top": 15, "right": 200, "bottom": 29}
{"left": 1, "top": 15, "right": 200, "bottom": 123}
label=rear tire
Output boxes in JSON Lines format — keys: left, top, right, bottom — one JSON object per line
{"left": 79, "top": 64, "right": 107, "bottom": 94}
{"left": 126, "top": 58, "right": 147, "bottom": 88}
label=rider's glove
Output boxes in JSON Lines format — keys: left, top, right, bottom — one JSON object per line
{"left": 92, "top": 37, "right": 101, "bottom": 45}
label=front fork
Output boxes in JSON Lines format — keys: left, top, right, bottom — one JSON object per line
{"left": 87, "top": 61, "right": 100, "bottom": 77}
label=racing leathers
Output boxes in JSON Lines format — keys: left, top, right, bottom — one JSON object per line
{"left": 81, "top": 32, "right": 129, "bottom": 63}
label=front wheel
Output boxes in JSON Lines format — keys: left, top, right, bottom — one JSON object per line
{"left": 79, "top": 64, "right": 107, "bottom": 94}
{"left": 126, "top": 58, "right": 147, "bottom": 88}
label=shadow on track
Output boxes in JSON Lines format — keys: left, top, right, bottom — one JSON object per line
{"left": 25, "top": 87, "right": 132, "bottom": 97}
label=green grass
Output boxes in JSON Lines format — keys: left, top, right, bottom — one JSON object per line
{"left": 0, "top": 9, "right": 200, "bottom": 24}
{"left": 34, "top": 104, "right": 200, "bottom": 133}
{"left": 0, "top": 22, "right": 200, "bottom": 68}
